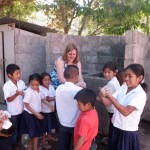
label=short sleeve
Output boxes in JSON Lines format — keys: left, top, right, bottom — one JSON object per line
{"left": 128, "top": 93, "right": 146, "bottom": 110}
{"left": 3, "top": 85, "right": 11, "bottom": 100}
{"left": 23, "top": 90, "right": 32, "bottom": 103}
{"left": 77, "top": 119, "right": 89, "bottom": 137}
{"left": 112, "top": 88, "right": 120, "bottom": 99}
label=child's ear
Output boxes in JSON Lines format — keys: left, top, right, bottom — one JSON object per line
{"left": 8, "top": 74, "right": 12, "bottom": 78}
{"left": 139, "top": 75, "right": 144, "bottom": 83}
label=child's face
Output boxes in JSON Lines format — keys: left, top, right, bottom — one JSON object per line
{"left": 42, "top": 76, "right": 51, "bottom": 88}
{"left": 8, "top": 69, "right": 21, "bottom": 83}
{"left": 30, "top": 80, "right": 40, "bottom": 91}
{"left": 77, "top": 101, "right": 91, "bottom": 112}
{"left": 125, "top": 69, "right": 143, "bottom": 89}
{"left": 103, "top": 68, "right": 116, "bottom": 81}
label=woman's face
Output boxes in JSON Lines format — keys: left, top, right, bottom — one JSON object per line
{"left": 67, "top": 49, "right": 77, "bottom": 63}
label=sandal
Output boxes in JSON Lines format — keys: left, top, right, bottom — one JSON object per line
{"left": 46, "top": 135, "right": 58, "bottom": 142}
{"left": 40, "top": 141, "right": 51, "bottom": 149}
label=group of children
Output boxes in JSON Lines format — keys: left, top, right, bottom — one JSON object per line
{"left": 3, "top": 64, "right": 58, "bottom": 150}
{"left": 1, "top": 61, "right": 147, "bottom": 150}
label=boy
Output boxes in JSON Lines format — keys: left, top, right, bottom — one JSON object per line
{"left": 56, "top": 65, "right": 82, "bottom": 150}
{"left": 74, "top": 88, "right": 98, "bottom": 150}
{"left": 3, "top": 64, "right": 26, "bottom": 149}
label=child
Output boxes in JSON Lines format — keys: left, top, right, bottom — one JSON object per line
{"left": 74, "top": 88, "right": 98, "bottom": 150}
{"left": 40, "top": 72, "right": 57, "bottom": 149}
{"left": 100, "top": 63, "right": 147, "bottom": 150}
{"left": 21, "top": 73, "right": 44, "bottom": 150}
{"left": 56, "top": 65, "right": 82, "bottom": 150}
{"left": 3, "top": 64, "right": 26, "bottom": 149}
{"left": 101, "top": 62, "right": 120, "bottom": 119}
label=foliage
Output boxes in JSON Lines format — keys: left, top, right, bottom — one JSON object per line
{"left": 0, "top": 0, "right": 37, "bottom": 21}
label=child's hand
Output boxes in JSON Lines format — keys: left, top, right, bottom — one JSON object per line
{"left": 35, "top": 113, "right": 44, "bottom": 120}
{"left": 100, "top": 86, "right": 112, "bottom": 97}
{"left": 16, "top": 90, "right": 24, "bottom": 96}
{"left": 50, "top": 106, "right": 55, "bottom": 112}
{"left": 46, "top": 96, "right": 51, "bottom": 102}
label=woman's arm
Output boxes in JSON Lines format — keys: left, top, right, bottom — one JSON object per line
{"left": 77, "top": 61, "right": 84, "bottom": 82}
{"left": 74, "top": 136, "right": 85, "bottom": 150}
{"left": 55, "top": 57, "right": 66, "bottom": 84}
{"left": 106, "top": 94, "right": 136, "bottom": 116}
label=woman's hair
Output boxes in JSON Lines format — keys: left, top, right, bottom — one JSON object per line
{"left": 62, "top": 43, "right": 79, "bottom": 64}
{"left": 125, "top": 64, "right": 147, "bottom": 92}
{"left": 40, "top": 72, "right": 51, "bottom": 85}
{"left": 29, "top": 73, "right": 41, "bottom": 83}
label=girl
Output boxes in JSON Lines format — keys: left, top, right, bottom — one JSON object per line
{"left": 21, "top": 73, "right": 44, "bottom": 150}
{"left": 100, "top": 64, "right": 147, "bottom": 150}
{"left": 102, "top": 62, "right": 120, "bottom": 119}
{"left": 40, "top": 72, "right": 58, "bottom": 149}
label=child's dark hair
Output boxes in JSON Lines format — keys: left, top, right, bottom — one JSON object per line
{"left": 6, "top": 64, "right": 20, "bottom": 76}
{"left": 117, "top": 68, "right": 125, "bottom": 85}
{"left": 103, "top": 62, "right": 117, "bottom": 72}
{"left": 64, "top": 65, "right": 79, "bottom": 80}
{"left": 125, "top": 64, "right": 147, "bottom": 92}
{"left": 74, "top": 88, "right": 96, "bottom": 107}
{"left": 103, "top": 62, "right": 123, "bottom": 85}
{"left": 40, "top": 72, "right": 51, "bottom": 85}
{"left": 29, "top": 73, "right": 41, "bottom": 83}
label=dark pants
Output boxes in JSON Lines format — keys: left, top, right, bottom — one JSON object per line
{"left": 11, "top": 114, "right": 22, "bottom": 144}
{"left": 59, "top": 124, "right": 74, "bottom": 150}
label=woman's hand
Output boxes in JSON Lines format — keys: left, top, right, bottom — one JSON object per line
{"left": 76, "top": 81, "right": 86, "bottom": 88}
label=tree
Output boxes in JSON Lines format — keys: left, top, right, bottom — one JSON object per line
{"left": 0, "top": 0, "right": 37, "bottom": 21}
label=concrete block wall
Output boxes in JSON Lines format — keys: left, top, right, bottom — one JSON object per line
{"left": 15, "top": 35, "right": 46, "bottom": 84}
{"left": 46, "top": 33, "right": 125, "bottom": 74}
{"left": 125, "top": 30, "right": 150, "bottom": 121}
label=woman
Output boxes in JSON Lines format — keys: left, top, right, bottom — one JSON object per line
{"left": 50, "top": 43, "right": 86, "bottom": 89}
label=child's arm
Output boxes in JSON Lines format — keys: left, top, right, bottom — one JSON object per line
{"left": 25, "top": 103, "right": 44, "bottom": 119}
{"left": 7, "top": 90, "right": 24, "bottom": 102}
{"left": 74, "top": 136, "right": 85, "bottom": 150}
{"left": 106, "top": 94, "right": 136, "bottom": 116}
{"left": 42, "top": 99, "right": 55, "bottom": 112}
{"left": 46, "top": 96, "right": 55, "bottom": 102}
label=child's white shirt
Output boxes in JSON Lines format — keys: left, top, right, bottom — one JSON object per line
{"left": 56, "top": 82, "right": 82, "bottom": 127}
{"left": 23, "top": 87, "right": 45, "bottom": 114}
{"left": 40, "top": 85, "right": 56, "bottom": 113}
{"left": 105, "top": 76, "right": 120, "bottom": 113}
{"left": 3, "top": 79, "right": 26, "bottom": 116}
{"left": 112, "top": 84, "right": 146, "bottom": 131}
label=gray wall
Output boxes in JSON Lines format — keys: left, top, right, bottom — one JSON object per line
{"left": 46, "top": 33, "right": 125, "bottom": 74}
{"left": 15, "top": 35, "right": 46, "bottom": 84}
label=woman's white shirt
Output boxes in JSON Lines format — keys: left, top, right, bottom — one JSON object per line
{"left": 112, "top": 84, "right": 146, "bottom": 131}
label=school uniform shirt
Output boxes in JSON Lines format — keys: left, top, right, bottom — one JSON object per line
{"left": 105, "top": 76, "right": 120, "bottom": 113}
{"left": 23, "top": 87, "right": 45, "bottom": 114}
{"left": 3, "top": 79, "right": 26, "bottom": 116}
{"left": 112, "top": 84, "right": 146, "bottom": 131}
{"left": 56, "top": 82, "right": 82, "bottom": 127}
{"left": 40, "top": 85, "right": 56, "bottom": 113}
